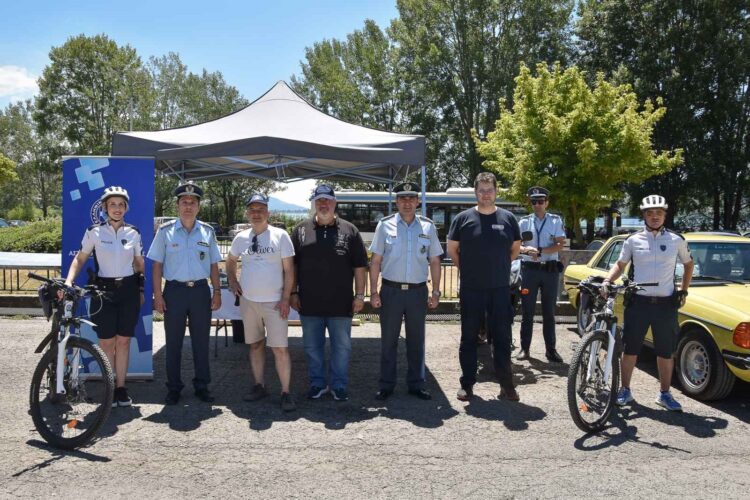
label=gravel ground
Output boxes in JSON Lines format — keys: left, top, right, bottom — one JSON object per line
{"left": 0, "top": 317, "right": 748, "bottom": 499}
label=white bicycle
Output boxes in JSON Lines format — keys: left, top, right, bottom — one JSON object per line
{"left": 566, "top": 277, "right": 656, "bottom": 433}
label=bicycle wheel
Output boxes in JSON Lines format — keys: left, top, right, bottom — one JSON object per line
{"left": 567, "top": 329, "right": 620, "bottom": 433}
{"left": 29, "top": 336, "right": 114, "bottom": 449}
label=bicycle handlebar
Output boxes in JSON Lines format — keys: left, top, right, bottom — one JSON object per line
{"left": 28, "top": 273, "right": 103, "bottom": 297}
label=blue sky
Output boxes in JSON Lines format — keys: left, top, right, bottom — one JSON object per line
{"left": 0, "top": 0, "right": 399, "bottom": 204}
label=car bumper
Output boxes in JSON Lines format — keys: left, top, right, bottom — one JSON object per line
{"left": 722, "top": 350, "right": 750, "bottom": 370}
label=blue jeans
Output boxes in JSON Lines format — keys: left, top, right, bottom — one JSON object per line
{"left": 300, "top": 316, "right": 353, "bottom": 390}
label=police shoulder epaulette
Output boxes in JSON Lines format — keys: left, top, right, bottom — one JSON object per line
{"left": 416, "top": 214, "right": 433, "bottom": 223}
{"left": 87, "top": 223, "right": 103, "bottom": 231}
{"left": 123, "top": 222, "right": 141, "bottom": 234}
{"left": 382, "top": 214, "right": 396, "bottom": 220}
{"left": 159, "top": 219, "right": 177, "bottom": 229}
{"left": 665, "top": 229, "right": 685, "bottom": 240}
{"left": 198, "top": 221, "right": 215, "bottom": 232}
{"left": 625, "top": 231, "right": 641, "bottom": 240}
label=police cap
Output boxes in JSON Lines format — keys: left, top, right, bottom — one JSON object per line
{"left": 174, "top": 181, "right": 203, "bottom": 199}
{"left": 527, "top": 186, "right": 549, "bottom": 199}
{"left": 393, "top": 182, "right": 420, "bottom": 197}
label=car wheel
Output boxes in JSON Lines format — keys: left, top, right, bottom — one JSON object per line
{"left": 675, "top": 328, "right": 735, "bottom": 401}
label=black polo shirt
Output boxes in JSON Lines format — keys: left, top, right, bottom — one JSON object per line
{"left": 291, "top": 216, "right": 368, "bottom": 317}
{"left": 448, "top": 207, "right": 521, "bottom": 290}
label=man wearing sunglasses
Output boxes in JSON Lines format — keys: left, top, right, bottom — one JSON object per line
{"left": 226, "top": 193, "right": 297, "bottom": 412}
{"left": 517, "top": 186, "right": 566, "bottom": 363}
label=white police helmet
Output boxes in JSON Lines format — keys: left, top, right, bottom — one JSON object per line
{"left": 100, "top": 186, "right": 130, "bottom": 205}
{"left": 639, "top": 194, "right": 668, "bottom": 211}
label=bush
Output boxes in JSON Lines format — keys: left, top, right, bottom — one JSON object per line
{"left": 0, "top": 217, "right": 62, "bottom": 252}
{"left": 5, "top": 202, "right": 42, "bottom": 221}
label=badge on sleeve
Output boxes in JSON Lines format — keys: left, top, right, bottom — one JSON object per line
{"left": 121, "top": 239, "right": 127, "bottom": 246}
{"left": 660, "top": 245, "right": 666, "bottom": 251}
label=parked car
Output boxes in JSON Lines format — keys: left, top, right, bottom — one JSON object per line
{"left": 565, "top": 232, "right": 750, "bottom": 401}
{"left": 585, "top": 239, "right": 605, "bottom": 251}
{"left": 0, "top": 218, "right": 10, "bottom": 228}
{"left": 228, "top": 223, "right": 252, "bottom": 238}
{"left": 153, "top": 216, "right": 177, "bottom": 233}
{"left": 8, "top": 220, "right": 28, "bottom": 227}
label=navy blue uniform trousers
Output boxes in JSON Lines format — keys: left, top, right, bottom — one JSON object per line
{"left": 378, "top": 284, "right": 428, "bottom": 391}
{"left": 459, "top": 287, "right": 514, "bottom": 389}
{"left": 163, "top": 281, "right": 212, "bottom": 392}
{"left": 520, "top": 266, "right": 560, "bottom": 351}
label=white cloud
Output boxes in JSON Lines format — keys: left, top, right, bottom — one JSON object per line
{"left": 270, "top": 179, "right": 315, "bottom": 205}
{"left": 0, "top": 66, "right": 38, "bottom": 101}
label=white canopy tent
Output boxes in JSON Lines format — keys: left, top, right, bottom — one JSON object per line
{"left": 112, "top": 81, "right": 426, "bottom": 192}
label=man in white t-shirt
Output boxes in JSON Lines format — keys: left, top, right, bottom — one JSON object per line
{"left": 226, "top": 193, "right": 296, "bottom": 412}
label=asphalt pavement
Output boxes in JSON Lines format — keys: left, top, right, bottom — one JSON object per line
{"left": 1, "top": 317, "right": 748, "bottom": 499}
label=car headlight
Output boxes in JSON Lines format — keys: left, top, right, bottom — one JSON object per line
{"left": 733, "top": 322, "right": 750, "bottom": 349}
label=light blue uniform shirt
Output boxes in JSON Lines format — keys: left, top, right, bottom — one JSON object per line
{"left": 369, "top": 213, "right": 443, "bottom": 283}
{"left": 147, "top": 218, "right": 222, "bottom": 281}
{"left": 519, "top": 213, "right": 566, "bottom": 262}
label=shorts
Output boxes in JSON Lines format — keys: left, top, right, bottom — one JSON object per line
{"left": 91, "top": 275, "right": 140, "bottom": 340}
{"left": 239, "top": 297, "right": 289, "bottom": 347}
{"left": 622, "top": 297, "right": 679, "bottom": 358}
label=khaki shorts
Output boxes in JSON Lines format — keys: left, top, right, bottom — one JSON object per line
{"left": 239, "top": 298, "right": 289, "bottom": 347}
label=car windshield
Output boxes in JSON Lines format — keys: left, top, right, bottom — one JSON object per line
{"left": 677, "top": 241, "right": 750, "bottom": 282}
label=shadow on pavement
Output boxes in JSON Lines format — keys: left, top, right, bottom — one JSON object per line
{"left": 137, "top": 334, "right": 459, "bottom": 431}
{"left": 15, "top": 439, "right": 111, "bottom": 477}
{"left": 463, "top": 396, "right": 546, "bottom": 430}
{"left": 98, "top": 405, "right": 143, "bottom": 438}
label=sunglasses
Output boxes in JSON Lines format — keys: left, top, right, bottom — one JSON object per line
{"left": 250, "top": 235, "right": 258, "bottom": 253}
{"left": 531, "top": 199, "right": 547, "bottom": 205}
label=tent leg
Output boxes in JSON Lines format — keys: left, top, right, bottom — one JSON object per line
{"left": 420, "top": 165, "right": 426, "bottom": 217}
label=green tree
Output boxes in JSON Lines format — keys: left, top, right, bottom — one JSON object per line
{"left": 576, "top": 0, "right": 750, "bottom": 229}
{"left": 0, "top": 101, "right": 61, "bottom": 217}
{"left": 0, "top": 154, "right": 17, "bottom": 186}
{"left": 34, "top": 34, "right": 153, "bottom": 155}
{"left": 476, "top": 62, "right": 682, "bottom": 244}
{"left": 391, "top": 0, "right": 574, "bottom": 183}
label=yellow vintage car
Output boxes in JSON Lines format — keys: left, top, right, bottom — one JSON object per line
{"left": 565, "top": 232, "right": 750, "bottom": 401}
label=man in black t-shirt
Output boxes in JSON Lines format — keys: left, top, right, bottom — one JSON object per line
{"left": 290, "top": 185, "right": 368, "bottom": 402}
{"left": 447, "top": 172, "right": 522, "bottom": 402}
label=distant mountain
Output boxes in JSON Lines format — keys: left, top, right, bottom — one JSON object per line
{"left": 268, "top": 197, "right": 308, "bottom": 211}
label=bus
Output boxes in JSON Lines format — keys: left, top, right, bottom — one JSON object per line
{"left": 332, "top": 188, "right": 528, "bottom": 245}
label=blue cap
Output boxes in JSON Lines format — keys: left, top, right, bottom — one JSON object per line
{"left": 393, "top": 182, "right": 420, "bottom": 197}
{"left": 174, "top": 181, "right": 203, "bottom": 199}
{"left": 310, "top": 184, "right": 336, "bottom": 201}
{"left": 245, "top": 193, "right": 269, "bottom": 206}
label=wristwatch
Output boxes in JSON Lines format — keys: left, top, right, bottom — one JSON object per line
{"left": 431, "top": 290, "right": 441, "bottom": 297}
{"left": 354, "top": 293, "right": 365, "bottom": 300}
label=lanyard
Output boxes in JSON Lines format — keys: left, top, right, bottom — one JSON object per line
{"left": 533, "top": 215, "right": 548, "bottom": 248}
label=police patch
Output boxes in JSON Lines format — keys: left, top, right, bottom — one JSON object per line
{"left": 89, "top": 200, "right": 106, "bottom": 224}
{"left": 660, "top": 245, "right": 667, "bottom": 251}
{"left": 121, "top": 239, "right": 127, "bottom": 246}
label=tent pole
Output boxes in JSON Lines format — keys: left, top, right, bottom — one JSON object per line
{"left": 420, "top": 165, "right": 426, "bottom": 217}
{"left": 387, "top": 181, "right": 393, "bottom": 215}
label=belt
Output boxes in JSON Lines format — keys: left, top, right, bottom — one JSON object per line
{"left": 166, "top": 279, "right": 208, "bottom": 288}
{"left": 633, "top": 294, "right": 673, "bottom": 305}
{"left": 521, "top": 261, "right": 560, "bottom": 272}
{"left": 96, "top": 274, "right": 137, "bottom": 288}
{"left": 381, "top": 279, "right": 426, "bottom": 290}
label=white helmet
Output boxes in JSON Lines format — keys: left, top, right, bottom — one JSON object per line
{"left": 100, "top": 186, "right": 130, "bottom": 205}
{"left": 639, "top": 194, "right": 668, "bottom": 211}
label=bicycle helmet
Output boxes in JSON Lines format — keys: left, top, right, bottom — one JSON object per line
{"left": 639, "top": 194, "right": 667, "bottom": 211}
{"left": 100, "top": 186, "right": 130, "bottom": 205}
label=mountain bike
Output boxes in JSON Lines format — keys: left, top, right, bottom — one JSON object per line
{"left": 566, "top": 277, "right": 656, "bottom": 433}
{"left": 28, "top": 273, "right": 114, "bottom": 449}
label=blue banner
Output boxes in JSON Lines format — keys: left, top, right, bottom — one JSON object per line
{"left": 62, "top": 157, "right": 155, "bottom": 378}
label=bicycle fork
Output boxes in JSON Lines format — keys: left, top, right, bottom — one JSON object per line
{"left": 585, "top": 321, "right": 617, "bottom": 383}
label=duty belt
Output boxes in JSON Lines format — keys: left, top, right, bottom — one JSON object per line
{"left": 521, "top": 261, "right": 561, "bottom": 272}
{"left": 632, "top": 294, "right": 674, "bottom": 305}
{"left": 166, "top": 279, "right": 208, "bottom": 288}
{"left": 381, "top": 279, "right": 426, "bottom": 290}
{"left": 96, "top": 274, "right": 137, "bottom": 288}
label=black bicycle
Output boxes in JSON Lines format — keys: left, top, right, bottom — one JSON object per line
{"left": 566, "top": 277, "right": 656, "bottom": 433}
{"left": 28, "top": 273, "right": 114, "bottom": 449}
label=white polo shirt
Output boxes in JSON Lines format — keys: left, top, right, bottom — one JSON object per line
{"left": 81, "top": 222, "right": 143, "bottom": 278}
{"left": 618, "top": 228, "right": 692, "bottom": 297}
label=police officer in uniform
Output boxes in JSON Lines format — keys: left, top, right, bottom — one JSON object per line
{"left": 603, "top": 194, "right": 693, "bottom": 411}
{"left": 64, "top": 186, "right": 144, "bottom": 407}
{"left": 369, "top": 182, "right": 443, "bottom": 400}
{"left": 147, "top": 181, "right": 222, "bottom": 405}
{"left": 517, "top": 186, "right": 566, "bottom": 362}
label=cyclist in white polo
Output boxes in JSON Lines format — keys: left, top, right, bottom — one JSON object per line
{"left": 64, "top": 186, "right": 144, "bottom": 408}
{"left": 602, "top": 195, "right": 694, "bottom": 411}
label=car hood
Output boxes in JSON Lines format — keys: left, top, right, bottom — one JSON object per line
{"left": 688, "top": 283, "right": 750, "bottom": 322}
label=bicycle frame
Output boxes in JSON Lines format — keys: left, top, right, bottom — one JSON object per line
{"left": 53, "top": 295, "right": 97, "bottom": 395}
{"left": 585, "top": 295, "right": 618, "bottom": 384}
